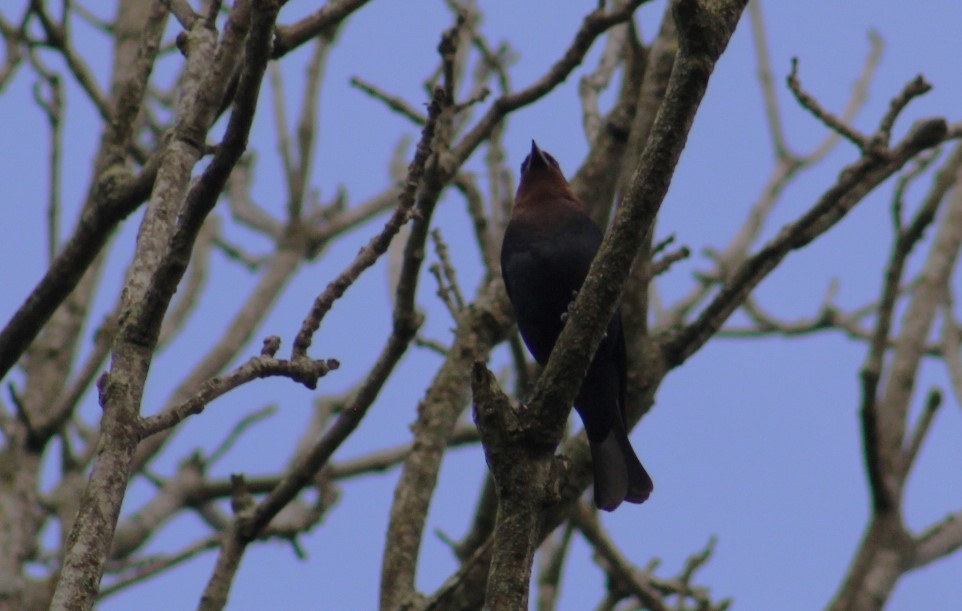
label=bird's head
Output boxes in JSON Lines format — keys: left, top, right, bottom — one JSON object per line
{"left": 515, "top": 140, "right": 579, "bottom": 206}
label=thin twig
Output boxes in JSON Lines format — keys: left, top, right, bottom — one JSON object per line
{"left": 139, "top": 350, "right": 338, "bottom": 438}
{"left": 272, "top": 0, "right": 372, "bottom": 58}
{"left": 570, "top": 502, "right": 669, "bottom": 611}
{"left": 901, "top": 389, "right": 942, "bottom": 477}
{"left": 665, "top": 116, "right": 949, "bottom": 369}
{"left": 748, "top": 0, "right": 791, "bottom": 160}
{"left": 787, "top": 57, "right": 871, "bottom": 152}
{"left": 32, "top": 67, "right": 64, "bottom": 262}
{"left": 206, "top": 404, "right": 278, "bottom": 467}
{"left": 876, "top": 75, "right": 933, "bottom": 147}
{"left": 99, "top": 535, "right": 221, "bottom": 600}
{"left": 430, "top": 227, "right": 465, "bottom": 314}
{"left": 652, "top": 245, "right": 690, "bottom": 276}
{"left": 291, "top": 87, "right": 448, "bottom": 358}
{"left": 451, "top": 0, "right": 645, "bottom": 168}
{"left": 350, "top": 75, "right": 427, "bottom": 125}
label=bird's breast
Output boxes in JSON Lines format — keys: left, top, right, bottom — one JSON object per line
{"left": 501, "top": 213, "right": 603, "bottom": 364}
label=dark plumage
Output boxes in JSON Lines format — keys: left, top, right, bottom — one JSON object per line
{"left": 500, "top": 141, "right": 653, "bottom": 511}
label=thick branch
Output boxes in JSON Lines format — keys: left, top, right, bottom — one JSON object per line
{"left": 49, "top": 3, "right": 273, "bottom": 607}
{"left": 0, "top": 0, "right": 169, "bottom": 382}
{"left": 536, "top": 0, "right": 747, "bottom": 459}
{"left": 470, "top": 1, "right": 748, "bottom": 604}
{"left": 198, "top": 85, "right": 447, "bottom": 611}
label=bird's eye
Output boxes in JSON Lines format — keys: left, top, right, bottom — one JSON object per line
{"left": 545, "top": 153, "right": 559, "bottom": 168}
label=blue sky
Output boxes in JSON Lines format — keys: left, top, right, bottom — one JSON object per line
{"left": 2, "top": 1, "right": 961, "bottom": 609}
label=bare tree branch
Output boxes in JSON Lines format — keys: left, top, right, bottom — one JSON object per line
{"left": 0, "top": 0, "right": 168, "bottom": 381}
{"left": 50, "top": 2, "right": 275, "bottom": 606}
{"left": 1, "top": 2, "right": 959, "bottom": 610}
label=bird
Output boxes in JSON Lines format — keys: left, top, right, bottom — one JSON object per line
{"left": 500, "top": 140, "right": 653, "bottom": 511}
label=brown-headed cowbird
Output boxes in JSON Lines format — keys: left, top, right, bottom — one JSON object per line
{"left": 501, "top": 141, "right": 653, "bottom": 511}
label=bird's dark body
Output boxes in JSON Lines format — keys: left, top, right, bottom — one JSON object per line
{"left": 501, "top": 202, "right": 603, "bottom": 366}
{"left": 500, "top": 141, "right": 653, "bottom": 511}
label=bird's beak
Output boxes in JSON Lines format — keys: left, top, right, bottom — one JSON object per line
{"left": 530, "top": 140, "right": 542, "bottom": 158}
{"left": 529, "top": 140, "right": 550, "bottom": 168}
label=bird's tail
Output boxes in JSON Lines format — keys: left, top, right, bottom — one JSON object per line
{"left": 590, "top": 425, "right": 653, "bottom": 511}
